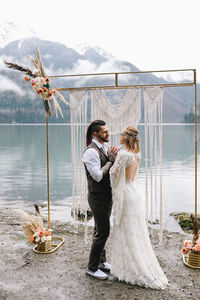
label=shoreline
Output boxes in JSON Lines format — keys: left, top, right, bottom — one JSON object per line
{"left": 0, "top": 207, "right": 199, "bottom": 300}
{"left": 0, "top": 202, "right": 185, "bottom": 233}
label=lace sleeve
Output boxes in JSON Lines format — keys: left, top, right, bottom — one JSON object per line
{"left": 110, "top": 151, "right": 127, "bottom": 185}
{"left": 125, "top": 153, "right": 135, "bottom": 168}
{"left": 110, "top": 151, "right": 122, "bottom": 179}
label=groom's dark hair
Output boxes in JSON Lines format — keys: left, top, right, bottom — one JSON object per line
{"left": 86, "top": 120, "right": 106, "bottom": 146}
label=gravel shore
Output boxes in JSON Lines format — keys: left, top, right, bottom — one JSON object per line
{"left": 0, "top": 207, "right": 199, "bottom": 300}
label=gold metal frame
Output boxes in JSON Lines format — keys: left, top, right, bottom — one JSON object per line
{"left": 48, "top": 68, "right": 198, "bottom": 221}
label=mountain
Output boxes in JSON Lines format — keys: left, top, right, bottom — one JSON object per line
{"left": 0, "top": 22, "right": 37, "bottom": 48}
{"left": 0, "top": 36, "right": 196, "bottom": 123}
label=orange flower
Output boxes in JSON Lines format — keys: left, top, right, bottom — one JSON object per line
{"left": 48, "top": 91, "right": 53, "bottom": 97}
{"left": 184, "top": 241, "right": 189, "bottom": 247}
{"left": 45, "top": 77, "right": 50, "bottom": 83}
{"left": 39, "top": 231, "right": 44, "bottom": 237}
{"left": 24, "top": 76, "right": 30, "bottom": 82}
{"left": 45, "top": 231, "right": 51, "bottom": 236}
{"left": 37, "top": 88, "right": 43, "bottom": 94}
{"left": 194, "top": 244, "right": 200, "bottom": 251}
{"left": 182, "top": 247, "right": 188, "bottom": 254}
{"left": 42, "top": 87, "right": 48, "bottom": 93}
{"left": 30, "top": 236, "right": 35, "bottom": 243}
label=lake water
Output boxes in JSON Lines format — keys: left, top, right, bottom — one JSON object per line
{"left": 0, "top": 124, "right": 199, "bottom": 227}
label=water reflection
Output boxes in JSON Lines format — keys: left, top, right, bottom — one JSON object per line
{"left": 0, "top": 124, "right": 199, "bottom": 221}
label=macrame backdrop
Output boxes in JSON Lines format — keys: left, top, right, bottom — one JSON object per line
{"left": 70, "top": 89, "right": 88, "bottom": 233}
{"left": 91, "top": 89, "right": 141, "bottom": 146}
{"left": 69, "top": 87, "right": 163, "bottom": 241}
{"left": 143, "top": 87, "right": 163, "bottom": 241}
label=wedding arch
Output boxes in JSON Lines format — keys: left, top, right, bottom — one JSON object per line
{"left": 51, "top": 68, "right": 198, "bottom": 241}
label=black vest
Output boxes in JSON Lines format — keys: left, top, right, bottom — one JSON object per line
{"left": 84, "top": 142, "right": 112, "bottom": 194}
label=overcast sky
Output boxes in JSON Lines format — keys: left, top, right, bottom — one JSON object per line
{"left": 1, "top": 0, "right": 199, "bottom": 80}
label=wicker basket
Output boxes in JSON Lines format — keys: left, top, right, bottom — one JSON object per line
{"left": 36, "top": 236, "right": 52, "bottom": 252}
{"left": 188, "top": 252, "right": 200, "bottom": 267}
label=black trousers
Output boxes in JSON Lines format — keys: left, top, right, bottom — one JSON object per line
{"left": 88, "top": 191, "right": 112, "bottom": 272}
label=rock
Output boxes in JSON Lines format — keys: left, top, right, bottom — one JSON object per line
{"left": 171, "top": 212, "right": 200, "bottom": 232}
{"left": 40, "top": 202, "right": 48, "bottom": 208}
{"left": 71, "top": 205, "right": 93, "bottom": 221}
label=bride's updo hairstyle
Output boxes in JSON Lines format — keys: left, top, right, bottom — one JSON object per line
{"left": 123, "top": 126, "right": 140, "bottom": 153}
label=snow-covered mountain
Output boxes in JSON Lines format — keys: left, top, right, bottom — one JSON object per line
{"left": 0, "top": 22, "right": 37, "bottom": 48}
{"left": 0, "top": 22, "right": 196, "bottom": 123}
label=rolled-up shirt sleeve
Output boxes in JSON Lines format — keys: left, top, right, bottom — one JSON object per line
{"left": 83, "top": 148, "right": 103, "bottom": 182}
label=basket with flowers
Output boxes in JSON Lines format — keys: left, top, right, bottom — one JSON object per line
{"left": 182, "top": 214, "right": 200, "bottom": 268}
{"left": 21, "top": 205, "right": 53, "bottom": 252}
{"left": 30, "top": 228, "right": 52, "bottom": 252}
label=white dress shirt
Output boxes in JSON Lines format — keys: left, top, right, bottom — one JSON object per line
{"left": 83, "top": 138, "right": 109, "bottom": 182}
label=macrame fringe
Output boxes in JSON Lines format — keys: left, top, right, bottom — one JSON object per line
{"left": 143, "top": 87, "right": 163, "bottom": 242}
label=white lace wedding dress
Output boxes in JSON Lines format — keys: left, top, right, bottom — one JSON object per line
{"left": 110, "top": 150, "right": 168, "bottom": 290}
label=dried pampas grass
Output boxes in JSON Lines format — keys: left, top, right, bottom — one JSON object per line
{"left": 28, "top": 49, "right": 46, "bottom": 78}
{"left": 16, "top": 207, "right": 45, "bottom": 242}
{"left": 4, "top": 61, "right": 36, "bottom": 78}
{"left": 191, "top": 214, "right": 199, "bottom": 242}
{"left": 4, "top": 48, "right": 70, "bottom": 118}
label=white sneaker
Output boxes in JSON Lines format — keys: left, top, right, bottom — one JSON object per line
{"left": 98, "top": 262, "right": 111, "bottom": 272}
{"left": 85, "top": 267, "right": 108, "bottom": 280}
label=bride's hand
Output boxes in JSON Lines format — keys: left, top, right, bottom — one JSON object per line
{"left": 109, "top": 146, "right": 120, "bottom": 156}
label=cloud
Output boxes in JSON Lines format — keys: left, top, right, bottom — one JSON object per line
{"left": 157, "top": 71, "right": 194, "bottom": 83}
{"left": 46, "top": 57, "right": 134, "bottom": 88}
{"left": 0, "top": 75, "right": 25, "bottom": 96}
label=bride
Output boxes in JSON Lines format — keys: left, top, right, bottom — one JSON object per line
{"left": 110, "top": 126, "right": 168, "bottom": 290}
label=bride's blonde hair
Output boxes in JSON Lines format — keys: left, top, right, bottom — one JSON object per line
{"left": 123, "top": 126, "right": 140, "bottom": 153}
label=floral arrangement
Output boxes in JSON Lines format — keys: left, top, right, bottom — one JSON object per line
{"left": 4, "top": 49, "right": 70, "bottom": 117}
{"left": 182, "top": 238, "right": 200, "bottom": 255}
{"left": 24, "top": 76, "right": 55, "bottom": 99}
{"left": 182, "top": 214, "right": 200, "bottom": 255}
{"left": 19, "top": 205, "right": 52, "bottom": 245}
{"left": 30, "top": 227, "right": 52, "bottom": 244}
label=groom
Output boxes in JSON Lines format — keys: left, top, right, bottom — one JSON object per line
{"left": 83, "top": 120, "right": 118, "bottom": 280}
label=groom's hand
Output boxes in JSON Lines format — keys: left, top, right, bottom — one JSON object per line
{"left": 109, "top": 146, "right": 120, "bottom": 156}
{"left": 108, "top": 146, "right": 120, "bottom": 163}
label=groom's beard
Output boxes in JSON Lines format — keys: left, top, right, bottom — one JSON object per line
{"left": 97, "top": 133, "right": 109, "bottom": 143}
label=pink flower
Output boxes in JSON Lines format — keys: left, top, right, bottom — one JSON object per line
{"left": 39, "top": 78, "right": 45, "bottom": 84}
{"left": 187, "top": 244, "right": 192, "bottom": 250}
{"left": 182, "top": 247, "right": 188, "bottom": 254}
{"left": 31, "top": 79, "right": 36, "bottom": 86}
{"left": 196, "top": 239, "right": 200, "bottom": 244}
{"left": 194, "top": 244, "right": 200, "bottom": 251}
{"left": 45, "top": 77, "right": 50, "bottom": 83}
